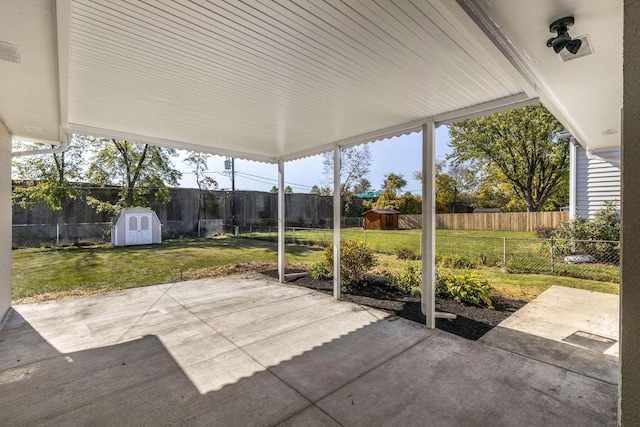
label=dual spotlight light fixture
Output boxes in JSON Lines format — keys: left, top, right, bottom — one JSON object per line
{"left": 546, "top": 16, "right": 582, "bottom": 55}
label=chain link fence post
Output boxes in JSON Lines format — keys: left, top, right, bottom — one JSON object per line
{"left": 503, "top": 237, "right": 507, "bottom": 266}
{"left": 550, "top": 237, "right": 555, "bottom": 274}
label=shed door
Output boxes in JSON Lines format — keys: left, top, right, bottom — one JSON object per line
{"left": 125, "top": 213, "right": 153, "bottom": 245}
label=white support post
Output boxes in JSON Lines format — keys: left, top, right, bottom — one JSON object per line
{"left": 0, "top": 123, "right": 12, "bottom": 320}
{"left": 568, "top": 140, "right": 577, "bottom": 221}
{"left": 277, "top": 160, "right": 285, "bottom": 283}
{"left": 333, "top": 146, "right": 341, "bottom": 299}
{"left": 421, "top": 121, "right": 436, "bottom": 328}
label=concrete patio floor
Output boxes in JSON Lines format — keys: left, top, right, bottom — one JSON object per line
{"left": 0, "top": 274, "right": 617, "bottom": 426}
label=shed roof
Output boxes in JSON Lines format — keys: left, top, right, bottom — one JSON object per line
{"left": 111, "top": 207, "right": 158, "bottom": 227}
{"left": 1, "top": 1, "right": 621, "bottom": 162}
{"left": 364, "top": 209, "right": 400, "bottom": 215}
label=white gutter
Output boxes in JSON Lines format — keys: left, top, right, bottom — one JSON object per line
{"left": 586, "top": 149, "right": 621, "bottom": 164}
{"left": 11, "top": 137, "right": 69, "bottom": 158}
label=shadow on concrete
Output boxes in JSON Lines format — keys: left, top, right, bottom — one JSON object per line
{"left": 0, "top": 292, "right": 619, "bottom": 426}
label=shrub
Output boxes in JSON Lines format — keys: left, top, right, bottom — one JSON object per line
{"left": 435, "top": 270, "right": 494, "bottom": 309}
{"left": 307, "top": 261, "right": 330, "bottom": 281}
{"left": 389, "top": 262, "right": 421, "bottom": 293}
{"left": 535, "top": 226, "right": 558, "bottom": 239}
{"left": 437, "top": 254, "right": 476, "bottom": 269}
{"left": 323, "top": 240, "right": 378, "bottom": 284}
{"left": 551, "top": 201, "right": 620, "bottom": 264}
{"left": 394, "top": 247, "right": 421, "bottom": 260}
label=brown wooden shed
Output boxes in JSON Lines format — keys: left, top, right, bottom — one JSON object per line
{"left": 363, "top": 209, "right": 400, "bottom": 230}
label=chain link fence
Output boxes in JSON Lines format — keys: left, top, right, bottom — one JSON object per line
{"left": 11, "top": 221, "right": 620, "bottom": 283}
{"left": 12, "top": 219, "right": 227, "bottom": 248}
{"left": 236, "top": 228, "right": 620, "bottom": 283}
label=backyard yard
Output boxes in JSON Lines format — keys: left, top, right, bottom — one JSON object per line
{"left": 11, "top": 230, "right": 619, "bottom": 339}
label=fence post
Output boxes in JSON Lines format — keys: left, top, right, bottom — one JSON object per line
{"left": 550, "top": 237, "right": 555, "bottom": 274}
{"left": 323, "top": 228, "right": 326, "bottom": 246}
{"left": 503, "top": 237, "right": 507, "bottom": 266}
{"left": 363, "top": 228, "right": 366, "bottom": 243}
{"left": 197, "top": 220, "right": 201, "bottom": 238}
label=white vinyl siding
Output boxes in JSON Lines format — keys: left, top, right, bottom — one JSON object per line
{"left": 575, "top": 147, "right": 620, "bottom": 219}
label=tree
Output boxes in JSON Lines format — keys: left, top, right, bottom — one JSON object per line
{"left": 12, "top": 136, "right": 85, "bottom": 222}
{"left": 382, "top": 173, "right": 407, "bottom": 197}
{"left": 415, "top": 161, "right": 475, "bottom": 213}
{"left": 85, "top": 138, "right": 181, "bottom": 214}
{"left": 353, "top": 178, "right": 372, "bottom": 195}
{"left": 372, "top": 173, "right": 408, "bottom": 211}
{"left": 270, "top": 185, "right": 293, "bottom": 193}
{"left": 322, "top": 145, "right": 372, "bottom": 216}
{"left": 448, "top": 105, "right": 568, "bottom": 212}
{"left": 184, "top": 151, "right": 218, "bottom": 222}
{"left": 322, "top": 145, "right": 372, "bottom": 193}
{"left": 310, "top": 185, "right": 331, "bottom": 196}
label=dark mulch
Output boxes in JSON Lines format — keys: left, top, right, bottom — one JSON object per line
{"left": 283, "top": 273, "right": 526, "bottom": 341}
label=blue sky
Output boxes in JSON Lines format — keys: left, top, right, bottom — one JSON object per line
{"left": 178, "top": 126, "right": 452, "bottom": 195}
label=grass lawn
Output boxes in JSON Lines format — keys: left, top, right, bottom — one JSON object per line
{"left": 11, "top": 237, "right": 324, "bottom": 302}
{"left": 12, "top": 233, "right": 618, "bottom": 304}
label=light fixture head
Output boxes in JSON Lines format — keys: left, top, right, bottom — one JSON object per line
{"left": 546, "top": 16, "right": 581, "bottom": 55}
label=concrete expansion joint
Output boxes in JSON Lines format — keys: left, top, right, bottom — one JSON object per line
{"left": 479, "top": 339, "right": 618, "bottom": 387}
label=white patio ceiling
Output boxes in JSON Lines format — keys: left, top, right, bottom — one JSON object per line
{"left": 0, "top": 0, "right": 622, "bottom": 162}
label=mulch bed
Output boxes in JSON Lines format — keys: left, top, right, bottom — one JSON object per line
{"left": 184, "top": 262, "right": 527, "bottom": 341}
{"left": 283, "top": 273, "right": 526, "bottom": 341}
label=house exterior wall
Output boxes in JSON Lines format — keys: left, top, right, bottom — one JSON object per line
{"left": 575, "top": 146, "right": 620, "bottom": 219}
{"left": 622, "top": 2, "right": 640, "bottom": 422}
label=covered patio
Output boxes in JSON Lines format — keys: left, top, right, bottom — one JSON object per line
{"left": 1, "top": 0, "right": 637, "bottom": 423}
{"left": 0, "top": 275, "right": 617, "bottom": 425}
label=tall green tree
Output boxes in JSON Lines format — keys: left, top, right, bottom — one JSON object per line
{"left": 322, "top": 145, "right": 372, "bottom": 215}
{"left": 184, "top": 151, "right": 218, "bottom": 222}
{"left": 448, "top": 105, "right": 568, "bottom": 212}
{"left": 85, "top": 138, "right": 181, "bottom": 214}
{"left": 415, "top": 160, "right": 475, "bottom": 213}
{"left": 12, "top": 136, "right": 85, "bottom": 226}
{"left": 372, "top": 173, "right": 407, "bottom": 210}
{"left": 353, "top": 178, "right": 373, "bottom": 195}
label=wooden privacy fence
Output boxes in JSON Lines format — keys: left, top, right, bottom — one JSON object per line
{"left": 399, "top": 211, "right": 569, "bottom": 232}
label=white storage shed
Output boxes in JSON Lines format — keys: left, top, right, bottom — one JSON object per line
{"left": 111, "top": 207, "right": 162, "bottom": 247}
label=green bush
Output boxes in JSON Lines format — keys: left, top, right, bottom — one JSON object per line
{"left": 437, "top": 254, "right": 476, "bottom": 269}
{"left": 549, "top": 201, "right": 620, "bottom": 264}
{"left": 389, "top": 262, "right": 421, "bottom": 293}
{"left": 394, "top": 247, "right": 421, "bottom": 261}
{"left": 435, "top": 270, "right": 494, "bottom": 309}
{"left": 323, "top": 240, "right": 378, "bottom": 284}
{"left": 307, "top": 261, "right": 330, "bottom": 281}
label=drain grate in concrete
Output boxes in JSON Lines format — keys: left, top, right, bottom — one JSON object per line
{"left": 562, "top": 331, "right": 617, "bottom": 352}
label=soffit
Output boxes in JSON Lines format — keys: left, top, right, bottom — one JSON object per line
{"left": 61, "top": 0, "right": 525, "bottom": 161}
{"left": 462, "top": 0, "right": 623, "bottom": 153}
{"left": 11, "top": 1, "right": 618, "bottom": 162}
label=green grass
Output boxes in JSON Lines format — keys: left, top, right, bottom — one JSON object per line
{"left": 12, "top": 231, "right": 619, "bottom": 303}
{"left": 247, "top": 228, "right": 620, "bottom": 282}
{"left": 11, "top": 237, "right": 324, "bottom": 301}
{"left": 249, "top": 228, "right": 536, "bottom": 255}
